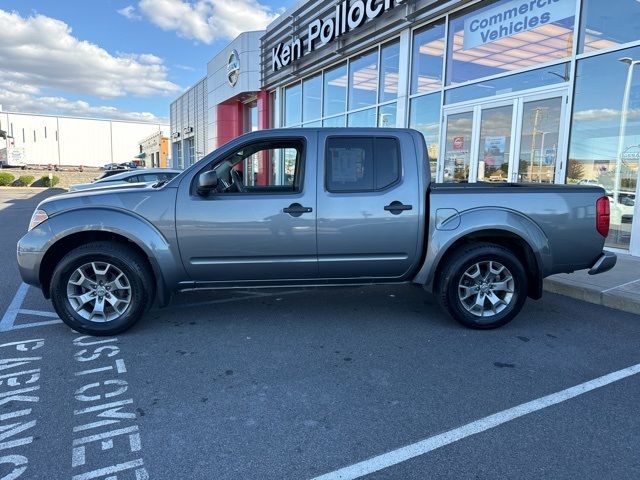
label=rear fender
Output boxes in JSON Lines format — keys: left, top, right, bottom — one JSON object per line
{"left": 415, "top": 207, "right": 551, "bottom": 294}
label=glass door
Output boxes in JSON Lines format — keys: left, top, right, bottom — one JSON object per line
{"left": 476, "top": 103, "right": 515, "bottom": 183}
{"left": 442, "top": 110, "right": 473, "bottom": 182}
{"left": 439, "top": 87, "right": 568, "bottom": 184}
{"left": 512, "top": 92, "right": 567, "bottom": 183}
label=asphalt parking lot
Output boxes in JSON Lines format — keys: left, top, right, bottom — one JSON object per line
{"left": 1, "top": 188, "right": 639, "bottom": 480}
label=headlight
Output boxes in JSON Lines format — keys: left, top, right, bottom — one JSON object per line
{"left": 28, "top": 209, "right": 48, "bottom": 231}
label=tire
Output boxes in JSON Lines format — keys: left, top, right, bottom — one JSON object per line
{"left": 438, "top": 243, "right": 528, "bottom": 330}
{"left": 50, "top": 241, "right": 153, "bottom": 336}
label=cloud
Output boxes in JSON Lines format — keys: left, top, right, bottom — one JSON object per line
{"left": 117, "top": 5, "right": 142, "bottom": 20}
{"left": 174, "top": 64, "right": 196, "bottom": 71}
{"left": 574, "top": 108, "right": 640, "bottom": 122}
{"left": 0, "top": 9, "right": 181, "bottom": 99}
{"left": 0, "top": 87, "right": 168, "bottom": 123}
{"left": 137, "top": 0, "right": 280, "bottom": 44}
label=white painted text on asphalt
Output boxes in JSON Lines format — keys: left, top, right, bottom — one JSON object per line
{"left": 71, "top": 336, "right": 148, "bottom": 480}
{"left": 0, "top": 338, "right": 44, "bottom": 480}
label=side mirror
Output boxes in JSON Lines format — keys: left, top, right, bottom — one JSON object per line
{"left": 197, "top": 170, "right": 218, "bottom": 196}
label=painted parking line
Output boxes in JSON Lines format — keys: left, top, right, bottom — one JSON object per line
{"left": 0, "top": 283, "right": 63, "bottom": 332}
{"left": 311, "top": 362, "right": 640, "bottom": 480}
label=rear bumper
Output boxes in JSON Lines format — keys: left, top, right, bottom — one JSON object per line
{"left": 588, "top": 251, "right": 617, "bottom": 275}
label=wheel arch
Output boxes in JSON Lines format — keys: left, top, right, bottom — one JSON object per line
{"left": 36, "top": 208, "right": 183, "bottom": 306}
{"left": 431, "top": 230, "right": 542, "bottom": 300}
{"left": 416, "top": 208, "right": 551, "bottom": 300}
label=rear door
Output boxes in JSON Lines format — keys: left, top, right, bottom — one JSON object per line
{"left": 316, "top": 132, "right": 421, "bottom": 280}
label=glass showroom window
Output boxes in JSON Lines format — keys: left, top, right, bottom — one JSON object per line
{"left": 446, "top": 0, "right": 576, "bottom": 86}
{"left": 284, "top": 83, "right": 301, "bottom": 127}
{"left": 348, "top": 108, "right": 377, "bottom": 127}
{"left": 303, "top": 74, "right": 322, "bottom": 123}
{"left": 409, "top": 93, "right": 442, "bottom": 177}
{"left": 411, "top": 21, "right": 446, "bottom": 95}
{"left": 445, "top": 63, "right": 569, "bottom": 104}
{"left": 323, "top": 115, "right": 346, "bottom": 127}
{"left": 568, "top": 46, "right": 640, "bottom": 250}
{"left": 348, "top": 50, "right": 379, "bottom": 111}
{"left": 380, "top": 41, "right": 400, "bottom": 103}
{"left": 324, "top": 62, "right": 348, "bottom": 118}
{"left": 378, "top": 103, "right": 397, "bottom": 127}
{"left": 579, "top": 0, "right": 640, "bottom": 53}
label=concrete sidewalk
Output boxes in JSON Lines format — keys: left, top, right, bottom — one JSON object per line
{"left": 544, "top": 252, "right": 640, "bottom": 316}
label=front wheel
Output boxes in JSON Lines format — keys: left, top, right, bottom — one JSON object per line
{"left": 438, "top": 243, "right": 528, "bottom": 329}
{"left": 50, "top": 242, "right": 153, "bottom": 336}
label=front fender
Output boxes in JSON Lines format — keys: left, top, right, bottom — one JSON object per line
{"left": 18, "top": 207, "right": 185, "bottom": 304}
{"left": 414, "top": 207, "right": 552, "bottom": 291}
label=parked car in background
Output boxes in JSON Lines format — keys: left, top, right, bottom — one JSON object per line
{"left": 18, "top": 128, "right": 616, "bottom": 336}
{"left": 69, "top": 168, "right": 181, "bottom": 192}
{"left": 102, "top": 163, "right": 123, "bottom": 171}
{"left": 119, "top": 161, "right": 139, "bottom": 169}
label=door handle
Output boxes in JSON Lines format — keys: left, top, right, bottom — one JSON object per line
{"left": 283, "top": 203, "right": 313, "bottom": 217}
{"left": 384, "top": 201, "right": 413, "bottom": 215}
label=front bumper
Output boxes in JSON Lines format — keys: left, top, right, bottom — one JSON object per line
{"left": 16, "top": 225, "right": 50, "bottom": 288}
{"left": 17, "top": 247, "right": 43, "bottom": 288}
{"left": 588, "top": 251, "right": 617, "bottom": 275}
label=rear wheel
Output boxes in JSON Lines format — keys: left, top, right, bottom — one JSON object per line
{"left": 51, "top": 242, "right": 153, "bottom": 336}
{"left": 438, "top": 243, "right": 527, "bottom": 329}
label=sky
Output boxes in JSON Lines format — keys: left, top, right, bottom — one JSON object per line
{"left": 0, "top": 0, "right": 294, "bottom": 124}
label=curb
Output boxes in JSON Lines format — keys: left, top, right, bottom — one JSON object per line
{"left": 543, "top": 277, "right": 640, "bottom": 316}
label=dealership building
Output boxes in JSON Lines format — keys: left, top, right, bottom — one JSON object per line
{"left": 170, "top": 0, "right": 640, "bottom": 256}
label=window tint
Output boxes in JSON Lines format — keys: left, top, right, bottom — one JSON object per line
{"left": 326, "top": 137, "right": 400, "bottom": 192}
{"left": 125, "top": 176, "right": 139, "bottom": 183}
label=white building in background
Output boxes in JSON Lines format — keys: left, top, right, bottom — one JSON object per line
{"left": 0, "top": 110, "right": 169, "bottom": 168}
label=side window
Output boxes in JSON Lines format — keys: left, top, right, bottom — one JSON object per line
{"left": 326, "top": 137, "right": 400, "bottom": 192}
{"left": 125, "top": 176, "right": 139, "bottom": 183}
{"left": 140, "top": 174, "right": 160, "bottom": 182}
{"left": 216, "top": 140, "right": 304, "bottom": 193}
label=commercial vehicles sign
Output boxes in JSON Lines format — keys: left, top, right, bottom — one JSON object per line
{"left": 463, "top": 0, "right": 575, "bottom": 50}
{"left": 272, "top": 0, "right": 407, "bottom": 72}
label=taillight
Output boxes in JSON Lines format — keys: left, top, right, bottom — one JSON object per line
{"left": 596, "top": 196, "right": 610, "bottom": 237}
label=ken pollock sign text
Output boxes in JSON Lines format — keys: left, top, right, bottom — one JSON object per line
{"left": 272, "top": 0, "right": 407, "bottom": 72}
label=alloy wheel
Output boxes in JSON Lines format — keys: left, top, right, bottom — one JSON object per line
{"left": 66, "top": 261, "right": 132, "bottom": 322}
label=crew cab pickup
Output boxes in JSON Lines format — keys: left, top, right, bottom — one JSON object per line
{"left": 17, "top": 128, "right": 616, "bottom": 335}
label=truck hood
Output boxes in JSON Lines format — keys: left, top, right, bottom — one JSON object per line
{"left": 36, "top": 183, "right": 177, "bottom": 217}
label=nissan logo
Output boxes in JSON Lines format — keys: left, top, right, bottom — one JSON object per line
{"left": 227, "top": 50, "right": 240, "bottom": 87}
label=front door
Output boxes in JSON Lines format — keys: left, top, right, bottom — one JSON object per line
{"left": 439, "top": 88, "right": 568, "bottom": 184}
{"left": 175, "top": 136, "right": 318, "bottom": 283}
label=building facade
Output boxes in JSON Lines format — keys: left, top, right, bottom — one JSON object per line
{"left": 0, "top": 110, "right": 168, "bottom": 168}
{"left": 138, "top": 131, "right": 169, "bottom": 168}
{"left": 171, "top": 0, "right": 640, "bottom": 257}
{"left": 170, "top": 76, "right": 208, "bottom": 169}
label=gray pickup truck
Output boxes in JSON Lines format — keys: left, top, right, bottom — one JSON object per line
{"left": 17, "top": 128, "right": 616, "bottom": 336}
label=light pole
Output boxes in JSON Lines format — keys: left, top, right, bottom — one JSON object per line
{"left": 539, "top": 131, "right": 551, "bottom": 182}
{"left": 615, "top": 58, "right": 640, "bottom": 253}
